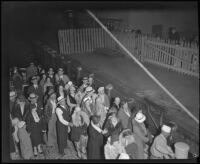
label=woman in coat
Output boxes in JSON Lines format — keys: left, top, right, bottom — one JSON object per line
{"left": 87, "top": 115, "right": 107, "bottom": 159}
{"left": 26, "top": 93, "right": 46, "bottom": 156}
{"left": 71, "top": 106, "right": 89, "bottom": 159}
{"left": 44, "top": 90, "right": 57, "bottom": 148}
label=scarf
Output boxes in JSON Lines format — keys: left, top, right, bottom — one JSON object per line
{"left": 32, "top": 103, "right": 40, "bottom": 122}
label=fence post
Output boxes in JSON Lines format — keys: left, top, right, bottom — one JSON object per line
{"left": 141, "top": 36, "right": 145, "bottom": 62}
{"left": 76, "top": 67, "right": 82, "bottom": 86}
{"left": 67, "top": 60, "right": 71, "bottom": 78}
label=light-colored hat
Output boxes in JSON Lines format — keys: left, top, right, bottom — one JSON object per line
{"left": 31, "top": 76, "right": 38, "bottom": 81}
{"left": 10, "top": 91, "right": 17, "bottom": 98}
{"left": 118, "top": 153, "right": 130, "bottom": 159}
{"left": 68, "top": 81, "right": 73, "bottom": 86}
{"left": 57, "top": 96, "right": 65, "bottom": 104}
{"left": 82, "top": 77, "right": 88, "bottom": 81}
{"left": 69, "top": 86, "right": 76, "bottom": 91}
{"left": 135, "top": 112, "right": 146, "bottom": 123}
{"left": 161, "top": 125, "right": 171, "bottom": 133}
{"left": 85, "top": 86, "right": 94, "bottom": 93}
{"left": 17, "top": 121, "right": 25, "bottom": 128}
{"left": 58, "top": 68, "right": 64, "bottom": 72}
{"left": 98, "top": 86, "right": 104, "bottom": 92}
{"left": 28, "top": 93, "right": 38, "bottom": 100}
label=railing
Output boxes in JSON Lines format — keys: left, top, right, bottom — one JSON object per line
{"left": 58, "top": 28, "right": 199, "bottom": 78}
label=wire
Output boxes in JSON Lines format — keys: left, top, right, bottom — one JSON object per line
{"left": 86, "top": 9, "right": 199, "bottom": 124}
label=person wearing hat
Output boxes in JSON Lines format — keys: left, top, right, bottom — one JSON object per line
{"left": 132, "top": 112, "right": 149, "bottom": 159}
{"left": 17, "top": 121, "right": 33, "bottom": 159}
{"left": 44, "top": 90, "right": 58, "bottom": 148}
{"left": 95, "top": 86, "right": 110, "bottom": 127}
{"left": 56, "top": 96, "right": 73, "bottom": 156}
{"left": 26, "top": 62, "right": 38, "bottom": 82}
{"left": 47, "top": 68, "right": 55, "bottom": 85}
{"left": 87, "top": 115, "right": 108, "bottom": 159}
{"left": 12, "top": 94, "right": 29, "bottom": 122}
{"left": 150, "top": 125, "right": 175, "bottom": 159}
{"left": 27, "top": 76, "right": 44, "bottom": 105}
{"left": 26, "top": 93, "right": 46, "bottom": 156}
{"left": 81, "top": 86, "right": 95, "bottom": 117}
{"left": 10, "top": 91, "right": 17, "bottom": 118}
{"left": 78, "top": 77, "right": 89, "bottom": 93}
{"left": 55, "top": 68, "right": 70, "bottom": 86}
{"left": 117, "top": 101, "right": 132, "bottom": 130}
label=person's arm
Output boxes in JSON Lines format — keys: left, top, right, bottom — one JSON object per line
{"left": 56, "top": 108, "right": 70, "bottom": 126}
{"left": 155, "top": 139, "right": 174, "bottom": 157}
{"left": 67, "top": 95, "right": 76, "bottom": 108}
{"left": 133, "top": 126, "right": 149, "bottom": 143}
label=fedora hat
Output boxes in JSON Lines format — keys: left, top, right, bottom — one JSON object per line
{"left": 82, "top": 77, "right": 88, "bottom": 81}
{"left": 161, "top": 125, "right": 171, "bottom": 133}
{"left": 31, "top": 76, "right": 38, "bottom": 81}
{"left": 10, "top": 91, "right": 17, "bottom": 98}
{"left": 85, "top": 86, "right": 94, "bottom": 94}
{"left": 57, "top": 96, "right": 66, "bottom": 104}
{"left": 135, "top": 112, "right": 146, "bottom": 123}
{"left": 58, "top": 68, "right": 64, "bottom": 72}
{"left": 28, "top": 93, "right": 38, "bottom": 100}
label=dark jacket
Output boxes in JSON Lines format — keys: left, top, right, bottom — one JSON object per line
{"left": 12, "top": 102, "right": 30, "bottom": 121}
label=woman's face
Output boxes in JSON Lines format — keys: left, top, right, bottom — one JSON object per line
{"left": 111, "top": 116, "right": 118, "bottom": 126}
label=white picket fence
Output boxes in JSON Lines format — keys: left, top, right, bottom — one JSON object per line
{"left": 58, "top": 28, "right": 199, "bottom": 78}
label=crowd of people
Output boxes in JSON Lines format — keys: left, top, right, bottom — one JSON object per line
{"left": 9, "top": 62, "right": 178, "bottom": 160}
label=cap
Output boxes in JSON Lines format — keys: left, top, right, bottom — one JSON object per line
{"left": 135, "top": 112, "right": 146, "bottom": 123}
{"left": 161, "top": 125, "right": 171, "bottom": 133}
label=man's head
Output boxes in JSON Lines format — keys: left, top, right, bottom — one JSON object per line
{"left": 57, "top": 96, "right": 66, "bottom": 106}
{"left": 114, "top": 97, "right": 120, "bottom": 105}
{"left": 121, "top": 101, "right": 128, "bottom": 109}
{"left": 88, "top": 77, "right": 94, "bottom": 85}
{"left": 28, "top": 93, "right": 38, "bottom": 104}
{"left": 161, "top": 125, "right": 171, "bottom": 138}
{"left": 48, "top": 68, "right": 54, "bottom": 75}
{"left": 98, "top": 87, "right": 105, "bottom": 95}
{"left": 82, "top": 77, "right": 88, "bottom": 85}
{"left": 16, "top": 94, "right": 26, "bottom": 103}
{"left": 30, "top": 62, "right": 35, "bottom": 67}
{"left": 31, "top": 76, "right": 38, "bottom": 85}
{"left": 85, "top": 86, "right": 95, "bottom": 96}
{"left": 58, "top": 68, "right": 64, "bottom": 76}
{"left": 134, "top": 112, "right": 146, "bottom": 124}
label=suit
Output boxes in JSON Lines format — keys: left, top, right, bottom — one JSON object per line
{"left": 12, "top": 102, "right": 30, "bottom": 121}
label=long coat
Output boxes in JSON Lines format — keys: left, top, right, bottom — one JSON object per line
{"left": 26, "top": 103, "right": 45, "bottom": 147}
{"left": 87, "top": 123, "right": 104, "bottom": 159}
{"left": 44, "top": 99, "right": 57, "bottom": 147}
